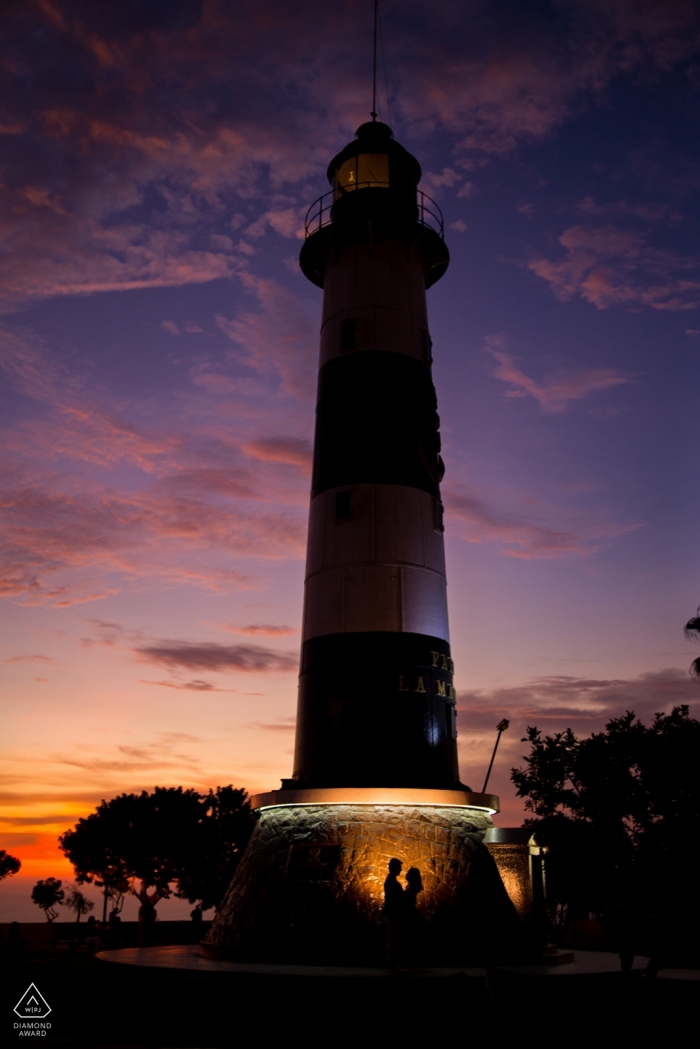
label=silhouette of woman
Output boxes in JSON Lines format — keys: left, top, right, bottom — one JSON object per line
{"left": 403, "top": 867, "right": 424, "bottom": 968}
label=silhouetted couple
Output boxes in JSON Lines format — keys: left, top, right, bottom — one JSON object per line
{"left": 383, "top": 858, "right": 424, "bottom": 970}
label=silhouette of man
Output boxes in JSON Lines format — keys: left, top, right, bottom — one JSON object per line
{"left": 384, "top": 858, "right": 404, "bottom": 969}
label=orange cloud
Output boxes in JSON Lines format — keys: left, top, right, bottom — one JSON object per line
{"left": 243, "top": 437, "right": 313, "bottom": 470}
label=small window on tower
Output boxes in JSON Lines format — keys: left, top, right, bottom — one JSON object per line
{"left": 340, "top": 319, "right": 356, "bottom": 351}
{"left": 335, "top": 491, "right": 352, "bottom": 520}
{"left": 435, "top": 500, "right": 445, "bottom": 533}
{"left": 421, "top": 330, "right": 433, "bottom": 364}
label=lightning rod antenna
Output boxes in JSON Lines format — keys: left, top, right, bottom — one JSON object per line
{"left": 371, "top": 0, "right": 378, "bottom": 120}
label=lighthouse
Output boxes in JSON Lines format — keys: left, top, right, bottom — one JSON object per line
{"left": 293, "top": 118, "right": 458, "bottom": 791}
{"left": 205, "top": 121, "right": 521, "bottom": 965}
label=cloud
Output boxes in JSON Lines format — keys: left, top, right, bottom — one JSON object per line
{"left": 458, "top": 667, "right": 699, "bottom": 731}
{"left": 0, "top": 329, "right": 309, "bottom": 606}
{"left": 225, "top": 624, "right": 298, "bottom": 637}
{"left": 80, "top": 619, "right": 126, "bottom": 647}
{"left": 528, "top": 225, "right": 700, "bottom": 311}
{"left": 5, "top": 654, "right": 54, "bottom": 664}
{"left": 139, "top": 678, "right": 241, "bottom": 692}
{"left": 161, "top": 320, "right": 180, "bottom": 335}
{"left": 421, "top": 167, "right": 463, "bottom": 193}
{"left": 216, "top": 275, "right": 317, "bottom": 398}
{"left": 449, "top": 219, "right": 467, "bottom": 233}
{"left": 399, "top": 1, "right": 700, "bottom": 158}
{"left": 0, "top": 1, "right": 697, "bottom": 310}
{"left": 484, "top": 335, "right": 634, "bottom": 412}
{"left": 245, "top": 207, "right": 305, "bottom": 240}
{"left": 0, "top": 474, "right": 306, "bottom": 605}
{"left": 134, "top": 640, "right": 298, "bottom": 673}
{"left": 54, "top": 736, "right": 207, "bottom": 776}
{"left": 0, "top": 327, "right": 182, "bottom": 473}
{"left": 575, "top": 197, "right": 668, "bottom": 221}
{"left": 243, "top": 437, "right": 313, "bottom": 470}
{"left": 253, "top": 717, "right": 297, "bottom": 733}
{"left": 444, "top": 482, "right": 639, "bottom": 560}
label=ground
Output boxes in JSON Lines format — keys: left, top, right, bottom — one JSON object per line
{"left": 1, "top": 941, "right": 696, "bottom": 1047}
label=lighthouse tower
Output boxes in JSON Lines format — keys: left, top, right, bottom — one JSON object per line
{"left": 293, "top": 118, "right": 458, "bottom": 791}
{"left": 205, "top": 122, "right": 520, "bottom": 965}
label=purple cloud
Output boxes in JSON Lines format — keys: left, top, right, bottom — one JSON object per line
{"left": 485, "top": 336, "right": 634, "bottom": 413}
{"left": 134, "top": 640, "right": 298, "bottom": 673}
{"left": 444, "top": 483, "right": 639, "bottom": 560}
{"left": 528, "top": 225, "right": 700, "bottom": 311}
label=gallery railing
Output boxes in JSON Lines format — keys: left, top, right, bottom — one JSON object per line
{"left": 304, "top": 186, "right": 445, "bottom": 240}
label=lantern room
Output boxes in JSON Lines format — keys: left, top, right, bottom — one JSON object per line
{"left": 300, "top": 120, "right": 449, "bottom": 289}
{"left": 327, "top": 120, "right": 421, "bottom": 202}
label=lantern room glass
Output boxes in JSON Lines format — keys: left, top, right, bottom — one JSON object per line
{"left": 334, "top": 153, "right": 389, "bottom": 197}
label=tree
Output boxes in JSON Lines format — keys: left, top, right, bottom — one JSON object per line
{"left": 175, "top": 786, "right": 256, "bottom": 910}
{"left": 58, "top": 804, "right": 132, "bottom": 921}
{"left": 31, "top": 878, "right": 64, "bottom": 922}
{"left": 63, "top": 884, "right": 95, "bottom": 923}
{"left": 511, "top": 706, "right": 700, "bottom": 947}
{"left": 60, "top": 784, "right": 255, "bottom": 915}
{"left": 0, "top": 850, "right": 21, "bottom": 881}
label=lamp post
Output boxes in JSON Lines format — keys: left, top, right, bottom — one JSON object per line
{"left": 482, "top": 719, "right": 510, "bottom": 793}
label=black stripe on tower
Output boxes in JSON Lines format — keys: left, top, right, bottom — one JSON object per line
{"left": 292, "top": 632, "right": 464, "bottom": 789}
{"left": 312, "top": 351, "right": 444, "bottom": 498}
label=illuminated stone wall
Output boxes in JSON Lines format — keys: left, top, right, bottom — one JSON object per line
{"left": 206, "top": 804, "right": 523, "bottom": 964}
{"left": 485, "top": 843, "right": 532, "bottom": 919}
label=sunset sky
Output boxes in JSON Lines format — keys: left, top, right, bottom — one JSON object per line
{"left": 2, "top": 0, "right": 700, "bottom": 920}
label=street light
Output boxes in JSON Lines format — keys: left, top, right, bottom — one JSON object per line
{"left": 481, "top": 719, "right": 510, "bottom": 793}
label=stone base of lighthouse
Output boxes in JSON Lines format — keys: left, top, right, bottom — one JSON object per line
{"left": 203, "top": 789, "right": 524, "bottom": 966}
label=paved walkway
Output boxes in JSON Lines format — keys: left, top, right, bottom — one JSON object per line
{"left": 96, "top": 944, "right": 658, "bottom": 979}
